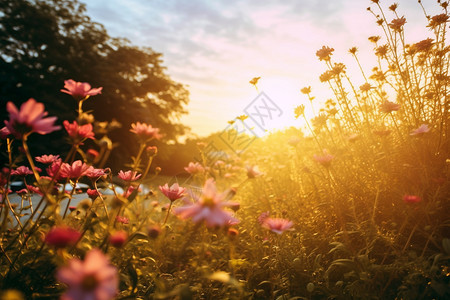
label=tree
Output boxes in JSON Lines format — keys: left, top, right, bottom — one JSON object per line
{"left": 0, "top": 0, "right": 189, "bottom": 169}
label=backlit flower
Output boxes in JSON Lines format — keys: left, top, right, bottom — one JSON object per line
{"left": 0, "top": 127, "right": 11, "bottom": 139}
{"left": 316, "top": 46, "right": 334, "bottom": 61}
{"left": 246, "top": 165, "right": 262, "bottom": 178}
{"left": 11, "top": 166, "right": 33, "bottom": 176}
{"left": 26, "top": 184, "right": 43, "bottom": 195}
{"left": 359, "top": 83, "right": 372, "bottom": 92}
{"left": 261, "top": 217, "right": 294, "bottom": 234}
{"left": 87, "top": 189, "right": 101, "bottom": 200}
{"left": 173, "top": 178, "right": 239, "bottom": 227}
{"left": 4, "top": 98, "right": 61, "bottom": 139}
{"left": 428, "top": 13, "right": 449, "bottom": 28}
{"left": 300, "top": 86, "right": 311, "bottom": 94}
{"left": 45, "top": 226, "right": 81, "bottom": 248}
{"left": 60, "top": 160, "right": 93, "bottom": 179}
{"left": 109, "top": 231, "right": 128, "bottom": 248}
{"left": 410, "top": 124, "right": 430, "bottom": 136}
{"left": 130, "top": 122, "right": 161, "bottom": 141}
{"left": 35, "top": 154, "right": 60, "bottom": 164}
{"left": 379, "top": 100, "right": 400, "bottom": 114}
{"left": 56, "top": 249, "right": 118, "bottom": 300}
{"left": 184, "top": 162, "right": 204, "bottom": 174}
{"left": 294, "top": 105, "right": 305, "bottom": 119}
{"left": 118, "top": 170, "right": 141, "bottom": 182}
{"left": 403, "top": 194, "right": 421, "bottom": 204}
{"left": 61, "top": 79, "right": 102, "bottom": 100}
{"left": 389, "top": 16, "right": 406, "bottom": 31}
{"left": 159, "top": 183, "right": 186, "bottom": 201}
{"left": 64, "top": 120, "right": 95, "bottom": 144}
{"left": 249, "top": 77, "right": 260, "bottom": 86}
{"left": 86, "top": 168, "right": 108, "bottom": 181}
{"left": 116, "top": 215, "right": 129, "bottom": 224}
{"left": 313, "top": 149, "right": 334, "bottom": 167}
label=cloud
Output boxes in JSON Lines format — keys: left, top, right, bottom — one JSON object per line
{"left": 85, "top": 0, "right": 440, "bottom": 136}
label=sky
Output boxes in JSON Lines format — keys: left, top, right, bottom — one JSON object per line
{"left": 84, "top": 0, "right": 440, "bottom": 137}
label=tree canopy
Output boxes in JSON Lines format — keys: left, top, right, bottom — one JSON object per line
{"left": 0, "top": 0, "right": 189, "bottom": 169}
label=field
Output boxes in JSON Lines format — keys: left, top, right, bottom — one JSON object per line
{"left": 1, "top": 1, "right": 450, "bottom": 299}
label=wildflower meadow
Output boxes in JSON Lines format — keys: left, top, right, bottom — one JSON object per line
{"left": 1, "top": 1, "right": 450, "bottom": 299}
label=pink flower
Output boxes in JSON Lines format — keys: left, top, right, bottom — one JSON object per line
{"left": 130, "top": 122, "right": 161, "bottom": 141}
{"left": 46, "top": 160, "right": 64, "bottom": 180}
{"left": 313, "top": 149, "right": 334, "bottom": 167}
{"left": 64, "top": 120, "right": 95, "bottom": 144}
{"left": 16, "top": 188, "right": 28, "bottom": 196}
{"left": 410, "top": 124, "right": 430, "bottom": 136}
{"left": 173, "top": 178, "right": 239, "bottom": 227}
{"left": 261, "top": 217, "right": 294, "bottom": 234}
{"left": 159, "top": 183, "right": 186, "bottom": 201}
{"left": 61, "top": 79, "right": 102, "bottom": 100}
{"left": 258, "top": 211, "right": 270, "bottom": 224}
{"left": 45, "top": 226, "right": 81, "bottom": 248}
{"left": 26, "top": 184, "right": 43, "bottom": 195}
{"left": 403, "top": 194, "right": 421, "bottom": 204}
{"left": 0, "top": 127, "right": 11, "bottom": 139}
{"left": 86, "top": 168, "right": 108, "bottom": 181}
{"left": 87, "top": 189, "right": 101, "bottom": 200}
{"left": 60, "top": 160, "right": 94, "bottom": 179}
{"left": 379, "top": 100, "right": 400, "bottom": 114}
{"left": 184, "top": 162, "right": 205, "bottom": 174}
{"left": 56, "top": 249, "right": 118, "bottom": 300}
{"left": 87, "top": 149, "right": 99, "bottom": 159}
{"left": 115, "top": 215, "right": 129, "bottom": 224}
{"left": 11, "top": 166, "right": 33, "bottom": 176}
{"left": 35, "top": 154, "right": 60, "bottom": 164}
{"left": 118, "top": 170, "right": 141, "bottom": 182}
{"left": 4, "top": 98, "right": 61, "bottom": 139}
{"left": 109, "top": 231, "right": 128, "bottom": 248}
{"left": 246, "top": 165, "right": 262, "bottom": 178}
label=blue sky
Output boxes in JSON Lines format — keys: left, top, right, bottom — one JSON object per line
{"left": 84, "top": 0, "right": 439, "bottom": 136}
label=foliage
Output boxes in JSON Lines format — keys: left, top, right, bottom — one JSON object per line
{"left": 0, "top": 0, "right": 189, "bottom": 170}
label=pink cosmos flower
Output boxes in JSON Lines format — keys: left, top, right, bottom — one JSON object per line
{"left": 313, "top": 149, "right": 334, "bottom": 167}
{"left": 35, "top": 154, "right": 60, "bottom": 164}
{"left": 261, "top": 217, "right": 294, "bottom": 234}
{"left": 379, "top": 100, "right": 400, "bottom": 114}
{"left": 109, "top": 231, "right": 128, "bottom": 248}
{"left": 0, "top": 127, "right": 11, "bottom": 139}
{"left": 403, "top": 194, "right": 421, "bottom": 204}
{"left": 60, "top": 160, "right": 94, "bottom": 179}
{"left": 246, "top": 165, "right": 262, "bottom": 178}
{"left": 56, "top": 249, "right": 118, "bottom": 300}
{"left": 159, "top": 183, "right": 186, "bottom": 201}
{"left": 130, "top": 122, "right": 161, "bottom": 140}
{"left": 26, "top": 184, "right": 43, "bottom": 195}
{"left": 87, "top": 149, "right": 99, "bottom": 159}
{"left": 118, "top": 170, "right": 141, "bottom": 182}
{"left": 116, "top": 215, "right": 129, "bottom": 224}
{"left": 86, "top": 168, "right": 108, "bottom": 181}
{"left": 87, "top": 189, "right": 101, "bottom": 200}
{"left": 173, "top": 178, "right": 239, "bottom": 227}
{"left": 64, "top": 120, "right": 95, "bottom": 144}
{"left": 11, "top": 166, "right": 34, "bottom": 176}
{"left": 258, "top": 211, "right": 270, "bottom": 224}
{"left": 61, "top": 79, "right": 103, "bottom": 100}
{"left": 4, "top": 98, "right": 61, "bottom": 139}
{"left": 410, "top": 124, "right": 430, "bottom": 136}
{"left": 184, "top": 162, "right": 205, "bottom": 174}
{"left": 45, "top": 226, "right": 81, "bottom": 248}
{"left": 16, "top": 188, "right": 28, "bottom": 196}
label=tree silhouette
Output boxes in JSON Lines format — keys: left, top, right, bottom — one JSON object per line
{"left": 0, "top": 0, "right": 189, "bottom": 169}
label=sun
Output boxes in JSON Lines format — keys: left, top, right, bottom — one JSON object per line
{"left": 249, "top": 76, "right": 317, "bottom": 135}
